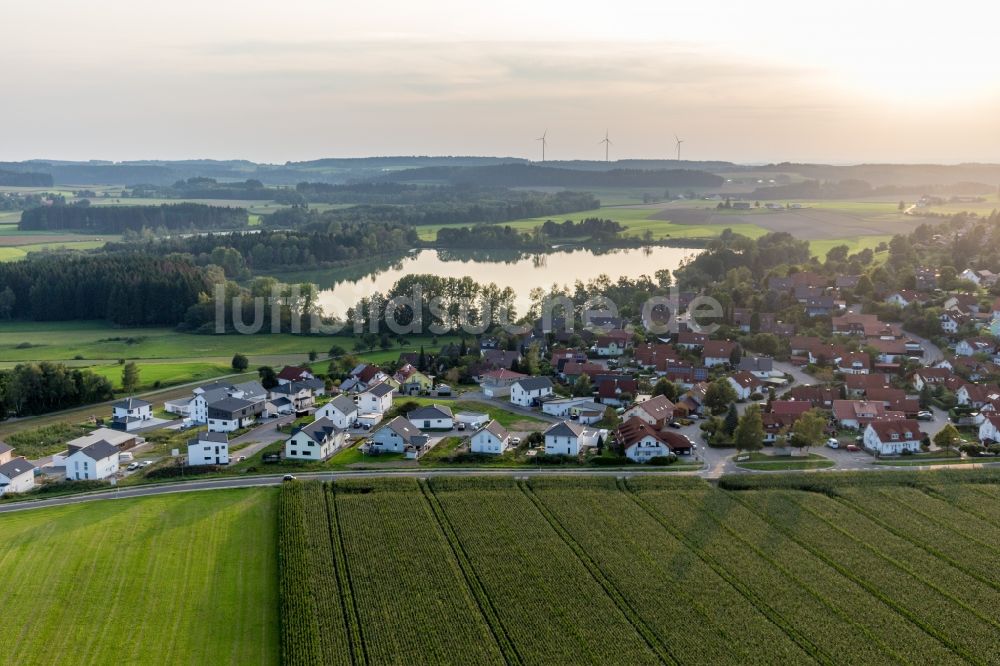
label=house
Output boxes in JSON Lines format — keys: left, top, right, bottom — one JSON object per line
{"left": 455, "top": 412, "right": 490, "bottom": 429}
{"left": 285, "top": 417, "right": 344, "bottom": 461}
{"left": 470, "top": 420, "right": 511, "bottom": 455}
{"left": 978, "top": 416, "right": 1000, "bottom": 444}
{"left": 885, "top": 290, "right": 924, "bottom": 308}
{"left": 393, "top": 363, "right": 432, "bottom": 395}
{"left": 804, "top": 295, "right": 839, "bottom": 317}
{"left": 110, "top": 397, "right": 153, "bottom": 431}
{"left": 482, "top": 348, "right": 522, "bottom": 371}
{"left": 348, "top": 363, "right": 391, "bottom": 392}
{"left": 277, "top": 365, "right": 315, "bottom": 385}
{"left": 183, "top": 380, "right": 269, "bottom": 423}
{"left": 269, "top": 380, "right": 321, "bottom": 413}
{"left": 956, "top": 383, "right": 1000, "bottom": 408}
{"left": 622, "top": 395, "right": 676, "bottom": 428}
{"left": 732, "top": 308, "right": 754, "bottom": 333}
{"left": 370, "top": 417, "right": 428, "bottom": 454}
{"left": 832, "top": 400, "right": 887, "bottom": 430}
{"left": 675, "top": 331, "right": 708, "bottom": 350}
{"left": 788, "top": 385, "right": 836, "bottom": 408}
{"left": 357, "top": 381, "right": 394, "bottom": 414}
{"left": 659, "top": 360, "right": 709, "bottom": 387}
{"left": 596, "top": 376, "right": 638, "bottom": 406}
{"left": 207, "top": 397, "right": 263, "bottom": 433}
{"left": 838, "top": 352, "right": 871, "bottom": 375}
{"left": 65, "top": 440, "right": 120, "bottom": 481}
{"left": 944, "top": 293, "right": 980, "bottom": 314}
{"left": 678, "top": 382, "right": 709, "bottom": 415}
{"left": 314, "top": 395, "right": 359, "bottom": 429}
{"left": 912, "top": 368, "right": 955, "bottom": 391}
{"left": 407, "top": 404, "right": 454, "bottom": 430}
{"left": 940, "top": 311, "right": 969, "bottom": 335}
{"left": 738, "top": 356, "right": 774, "bottom": 379}
{"left": 727, "top": 371, "right": 763, "bottom": 400}
{"left": 569, "top": 401, "right": 606, "bottom": 424}
{"left": 65, "top": 428, "right": 137, "bottom": 454}
{"left": 616, "top": 417, "right": 693, "bottom": 461}
{"left": 0, "top": 442, "right": 12, "bottom": 465}
{"left": 955, "top": 337, "right": 997, "bottom": 358}
{"left": 831, "top": 313, "right": 901, "bottom": 339}
{"left": 863, "top": 419, "right": 924, "bottom": 455}
{"left": 633, "top": 343, "right": 679, "bottom": 370}
{"left": 0, "top": 457, "right": 34, "bottom": 495}
{"left": 510, "top": 377, "right": 554, "bottom": 407}
{"left": 543, "top": 396, "right": 602, "bottom": 419}
{"left": 187, "top": 431, "right": 230, "bottom": 466}
{"left": 543, "top": 421, "right": 604, "bottom": 456}
{"left": 594, "top": 335, "right": 627, "bottom": 357}
{"left": 267, "top": 396, "right": 295, "bottom": 417}
{"left": 701, "top": 341, "right": 738, "bottom": 367}
{"left": 480, "top": 369, "right": 528, "bottom": 398}
{"left": 843, "top": 373, "right": 890, "bottom": 398}
{"left": 560, "top": 361, "right": 605, "bottom": 382}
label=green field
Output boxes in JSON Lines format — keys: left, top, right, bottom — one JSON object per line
{"left": 0, "top": 489, "right": 279, "bottom": 666}
{"left": 279, "top": 474, "right": 1000, "bottom": 664}
{"left": 86, "top": 360, "right": 232, "bottom": 390}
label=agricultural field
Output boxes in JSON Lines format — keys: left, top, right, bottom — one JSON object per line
{"left": 85, "top": 360, "right": 232, "bottom": 391}
{"left": 416, "top": 197, "right": 929, "bottom": 257}
{"left": 280, "top": 473, "right": 1000, "bottom": 665}
{"left": 0, "top": 488, "right": 279, "bottom": 666}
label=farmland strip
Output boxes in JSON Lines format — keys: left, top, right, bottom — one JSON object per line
{"left": 324, "top": 483, "right": 368, "bottom": 665}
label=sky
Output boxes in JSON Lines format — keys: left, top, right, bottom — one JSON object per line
{"left": 2, "top": 0, "right": 1000, "bottom": 164}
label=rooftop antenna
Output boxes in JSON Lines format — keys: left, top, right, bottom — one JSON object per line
{"left": 536, "top": 129, "right": 547, "bottom": 162}
{"left": 600, "top": 129, "right": 612, "bottom": 162}
{"left": 675, "top": 134, "right": 684, "bottom": 161}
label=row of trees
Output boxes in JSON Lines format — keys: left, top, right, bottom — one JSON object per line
{"left": 0, "top": 362, "right": 114, "bottom": 419}
{"left": 19, "top": 203, "right": 248, "bottom": 232}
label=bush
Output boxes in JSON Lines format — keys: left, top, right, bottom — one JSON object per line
{"left": 145, "top": 464, "right": 223, "bottom": 479}
{"left": 646, "top": 455, "right": 678, "bottom": 466}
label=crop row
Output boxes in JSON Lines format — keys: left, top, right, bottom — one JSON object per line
{"left": 277, "top": 482, "right": 327, "bottom": 666}
{"left": 527, "top": 478, "right": 804, "bottom": 664}
{"left": 736, "top": 490, "right": 1000, "bottom": 665}
{"left": 840, "top": 487, "right": 1000, "bottom": 576}
{"left": 656, "top": 486, "right": 965, "bottom": 665}
{"left": 426, "top": 478, "right": 662, "bottom": 665}
{"left": 332, "top": 478, "right": 505, "bottom": 665}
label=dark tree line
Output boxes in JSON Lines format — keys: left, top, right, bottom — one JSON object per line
{"left": 0, "top": 169, "right": 53, "bottom": 186}
{"left": 264, "top": 191, "right": 599, "bottom": 230}
{"left": 435, "top": 218, "right": 625, "bottom": 248}
{"left": 107, "top": 224, "right": 420, "bottom": 272}
{"left": 19, "top": 203, "right": 248, "bottom": 233}
{"left": 0, "top": 254, "right": 212, "bottom": 325}
{"left": 0, "top": 362, "right": 114, "bottom": 419}
{"left": 377, "top": 163, "right": 724, "bottom": 188}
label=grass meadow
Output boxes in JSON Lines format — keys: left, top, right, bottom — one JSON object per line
{"left": 0, "top": 489, "right": 279, "bottom": 666}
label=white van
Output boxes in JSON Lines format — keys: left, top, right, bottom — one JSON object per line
{"left": 119, "top": 451, "right": 134, "bottom": 462}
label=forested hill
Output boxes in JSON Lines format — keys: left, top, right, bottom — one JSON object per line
{"left": 0, "top": 254, "right": 212, "bottom": 325}
{"left": 0, "top": 168, "right": 53, "bottom": 187}
{"left": 376, "top": 163, "right": 724, "bottom": 188}
{"left": 19, "top": 203, "right": 248, "bottom": 233}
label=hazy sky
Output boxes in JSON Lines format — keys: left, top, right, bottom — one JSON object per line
{"left": 3, "top": 0, "right": 999, "bottom": 164}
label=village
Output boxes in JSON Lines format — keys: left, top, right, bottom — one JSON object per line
{"left": 6, "top": 248, "right": 1000, "bottom": 497}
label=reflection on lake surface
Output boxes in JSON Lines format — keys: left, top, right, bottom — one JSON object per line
{"left": 269, "top": 246, "right": 702, "bottom": 317}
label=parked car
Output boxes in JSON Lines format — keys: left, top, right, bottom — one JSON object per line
{"left": 510, "top": 436, "right": 522, "bottom": 445}
{"left": 917, "top": 410, "right": 934, "bottom": 421}
{"left": 456, "top": 422, "right": 466, "bottom": 431}
{"left": 235, "top": 456, "right": 246, "bottom": 462}
{"left": 140, "top": 460, "right": 153, "bottom": 467}
{"left": 825, "top": 438, "right": 839, "bottom": 449}
{"left": 846, "top": 444, "right": 861, "bottom": 452}
{"left": 282, "top": 474, "right": 296, "bottom": 481}
{"left": 126, "top": 462, "right": 139, "bottom": 471}
{"left": 668, "top": 421, "right": 682, "bottom": 429}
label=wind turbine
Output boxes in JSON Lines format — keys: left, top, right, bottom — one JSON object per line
{"left": 674, "top": 134, "right": 684, "bottom": 161}
{"left": 536, "top": 129, "right": 547, "bottom": 162}
{"left": 600, "top": 130, "right": 612, "bottom": 162}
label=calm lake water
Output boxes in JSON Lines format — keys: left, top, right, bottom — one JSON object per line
{"left": 272, "top": 246, "right": 702, "bottom": 317}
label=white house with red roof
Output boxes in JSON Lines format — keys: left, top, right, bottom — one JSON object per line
{"left": 863, "top": 419, "right": 924, "bottom": 455}
{"left": 622, "top": 395, "right": 675, "bottom": 428}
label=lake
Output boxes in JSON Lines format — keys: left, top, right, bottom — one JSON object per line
{"left": 269, "top": 246, "right": 701, "bottom": 317}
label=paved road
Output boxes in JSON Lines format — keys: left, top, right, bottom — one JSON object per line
{"left": 228, "top": 414, "right": 296, "bottom": 458}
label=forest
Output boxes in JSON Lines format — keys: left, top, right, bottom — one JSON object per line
{"left": 19, "top": 202, "right": 248, "bottom": 232}
{"left": 0, "top": 168, "right": 53, "bottom": 187}
{"left": 0, "top": 253, "right": 212, "bottom": 325}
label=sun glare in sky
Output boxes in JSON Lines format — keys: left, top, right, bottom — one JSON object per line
{"left": 1, "top": 0, "right": 998, "bottom": 161}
